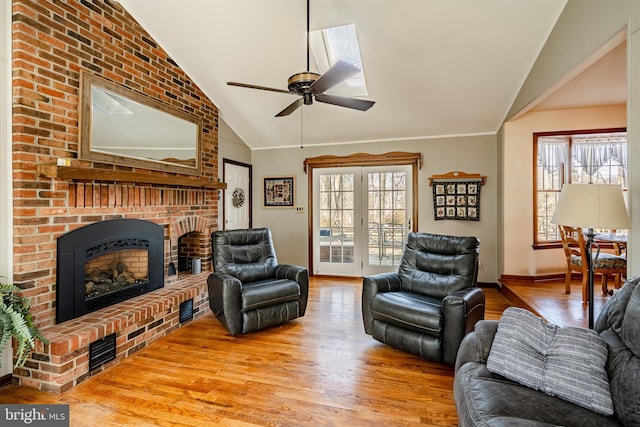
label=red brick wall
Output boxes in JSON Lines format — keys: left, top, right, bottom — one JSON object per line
{"left": 12, "top": 0, "right": 220, "bottom": 328}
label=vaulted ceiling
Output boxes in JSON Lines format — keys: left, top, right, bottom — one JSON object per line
{"left": 118, "top": 1, "right": 622, "bottom": 150}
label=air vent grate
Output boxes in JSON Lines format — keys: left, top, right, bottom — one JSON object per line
{"left": 89, "top": 333, "right": 116, "bottom": 371}
{"left": 180, "top": 299, "right": 193, "bottom": 323}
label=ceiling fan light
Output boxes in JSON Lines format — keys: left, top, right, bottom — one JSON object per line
{"left": 287, "top": 72, "right": 321, "bottom": 93}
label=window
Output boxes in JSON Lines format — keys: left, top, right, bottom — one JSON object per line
{"left": 309, "top": 23, "right": 369, "bottom": 97}
{"left": 534, "top": 129, "right": 627, "bottom": 244}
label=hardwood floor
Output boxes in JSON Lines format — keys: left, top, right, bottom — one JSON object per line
{"left": 0, "top": 276, "right": 602, "bottom": 426}
{"left": 500, "top": 277, "right": 615, "bottom": 328}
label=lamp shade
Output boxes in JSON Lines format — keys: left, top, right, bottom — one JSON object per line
{"left": 551, "top": 184, "right": 630, "bottom": 229}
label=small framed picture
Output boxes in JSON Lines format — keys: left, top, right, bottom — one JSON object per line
{"left": 263, "top": 176, "right": 295, "bottom": 207}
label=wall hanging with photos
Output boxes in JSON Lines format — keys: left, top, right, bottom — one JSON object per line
{"left": 429, "top": 171, "right": 486, "bottom": 221}
{"left": 263, "top": 176, "right": 295, "bottom": 207}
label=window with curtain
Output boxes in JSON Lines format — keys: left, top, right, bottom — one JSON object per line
{"left": 534, "top": 129, "right": 627, "bottom": 244}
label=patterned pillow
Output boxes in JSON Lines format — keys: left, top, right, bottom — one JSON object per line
{"left": 487, "top": 307, "right": 614, "bottom": 415}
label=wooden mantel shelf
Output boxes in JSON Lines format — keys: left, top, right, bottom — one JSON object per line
{"left": 38, "top": 165, "right": 226, "bottom": 190}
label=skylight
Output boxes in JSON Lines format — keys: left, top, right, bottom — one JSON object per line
{"left": 310, "top": 23, "right": 369, "bottom": 97}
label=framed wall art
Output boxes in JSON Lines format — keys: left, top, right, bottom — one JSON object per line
{"left": 263, "top": 176, "right": 295, "bottom": 207}
{"left": 429, "top": 171, "right": 485, "bottom": 221}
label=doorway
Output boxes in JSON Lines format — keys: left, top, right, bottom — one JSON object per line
{"left": 312, "top": 165, "right": 412, "bottom": 276}
{"left": 305, "top": 152, "right": 421, "bottom": 277}
{"left": 223, "top": 159, "right": 252, "bottom": 230}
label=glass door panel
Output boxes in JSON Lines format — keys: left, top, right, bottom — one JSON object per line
{"left": 314, "top": 168, "right": 360, "bottom": 276}
{"left": 362, "top": 165, "right": 411, "bottom": 276}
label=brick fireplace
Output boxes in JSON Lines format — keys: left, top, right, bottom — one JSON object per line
{"left": 10, "top": 0, "right": 224, "bottom": 392}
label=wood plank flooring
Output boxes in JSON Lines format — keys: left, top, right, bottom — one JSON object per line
{"left": 0, "top": 276, "right": 598, "bottom": 426}
{"left": 500, "top": 277, "right": 614, "bottom": 328}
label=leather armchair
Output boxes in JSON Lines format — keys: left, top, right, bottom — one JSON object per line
{"left": 362, "top": 232, "right": 483, "bottom": 365}
{"left": 207, "top": 228, "right": 309, "bottom": 335}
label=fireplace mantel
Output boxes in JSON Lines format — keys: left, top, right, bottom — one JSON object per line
{"left": 38, "top": 165, "right": 227, "bottom": 190}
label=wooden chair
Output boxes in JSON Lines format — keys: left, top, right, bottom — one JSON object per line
{"left": 558, "top": 225, "right": 627, "bottom": 302}
{"left": 609, "top": 229, "right": 626, "bottom": 256}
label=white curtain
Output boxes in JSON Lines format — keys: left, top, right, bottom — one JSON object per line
{"left": 572, "top": 140, "right": 627, "bottom": 178}
{"left": 538, "top": 137, "right": 568, "bottom": 173}
{"left": 539, "top": 135, "right": 627, "bottom": 179}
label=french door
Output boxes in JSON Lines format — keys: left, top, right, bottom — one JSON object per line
{"left": 312, "top": 165, "right": 412, "bottom": 276}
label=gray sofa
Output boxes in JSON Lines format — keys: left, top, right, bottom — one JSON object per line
{"left": 207, "top": 228, "right": 309, "bottom": 336}
{"left": 454, "top": 276, "right": 640, "bottom": 427}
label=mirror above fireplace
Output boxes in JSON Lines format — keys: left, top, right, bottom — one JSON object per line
{"left": 79, "top": 72, "right": 202, "bottom": 175}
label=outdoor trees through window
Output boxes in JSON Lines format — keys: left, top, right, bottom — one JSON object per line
{"left": 534, "top": 129, "right": 627, "bottom": 244}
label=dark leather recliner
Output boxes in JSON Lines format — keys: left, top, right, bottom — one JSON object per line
{"left": 207, "top": 228, "right": 309, "bottom": 335}
{"left": 362, "top": 232, "right": 484, "bottom": 365}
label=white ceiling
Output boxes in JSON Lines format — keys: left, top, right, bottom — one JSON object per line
{"left": 117, "top": 0, "right": 595, "bottom": 150}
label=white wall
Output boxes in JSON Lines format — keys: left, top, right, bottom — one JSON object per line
{"left": 217, "top": 117, "right": 252, "bottom": 229}
{"left": 505, "top": 0, "right": 640, "bottom": 277}
{"left": 630, "top": 14, "right": 640, "bottom": 277}
{"left": 250, "top": 134, "right": 498, "bottom": 283}
{"left": 218, "top": 117, "right": 251, "bottom": 167}
{"left": 219, "top": 0, "right": 640, "bottom": 284}
{"left": 0, "top": 0, "right": 13, "bottom": 375}
{"left": 502, "top": 105, "right": 626, "bottom": 277}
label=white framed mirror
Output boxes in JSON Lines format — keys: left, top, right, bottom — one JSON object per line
{"left": 79, "top": 72, "right": 202, "bottom": 175}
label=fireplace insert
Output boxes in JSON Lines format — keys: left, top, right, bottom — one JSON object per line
{"left": 56, "top": 218, "right": 165, "bottom": 323}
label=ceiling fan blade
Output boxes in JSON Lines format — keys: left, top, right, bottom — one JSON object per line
{"left": 227, "top": 82, "right": 292, "bottom": 95}
{"left": 276, "top": 98, "right": 304, "bottom": 117}
{"left": 315, "top": 94, "right": 375, "bottom": 111}
{"left": 309, "top": 60, "right": 360, "bottom": 94}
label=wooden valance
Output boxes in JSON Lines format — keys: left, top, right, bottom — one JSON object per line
{"left": 428, "top": 171, "right": 486, "bottom": 186}
{"left": 303, "top": 151, "right": 422, "bottom": 173}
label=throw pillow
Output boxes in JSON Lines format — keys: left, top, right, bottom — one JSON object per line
{"left": 487, "top": 307, "right": 614, "bottom": 416}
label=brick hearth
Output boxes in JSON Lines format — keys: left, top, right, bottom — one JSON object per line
{"left": 15, "top": 273, "right": 210, "bottom": 393}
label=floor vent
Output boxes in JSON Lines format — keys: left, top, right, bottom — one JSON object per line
{"left": 180, "top": 299, "right": 194, "bottom": 323}
{"left": 89, "top": 333, "right": 116, "bottom": 371}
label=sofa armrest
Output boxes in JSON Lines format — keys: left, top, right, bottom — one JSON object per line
{"left": 275, "top": 264, "right": 309, "bottom": 315}
{"left": 441, "top": 287, "right": 485, "bottom": 365}
{"left": 207, "top": 272, "right": 244, "bottom": 336}
{"left": 454, "top": 319, "right": 499, "bottom": 373}
{"left": 362, "top": 272, "right": 402, "bottom": 334}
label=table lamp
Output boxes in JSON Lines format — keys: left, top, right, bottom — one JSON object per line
{"left": 551, "top": 183, "right": 630, "bottom": 328}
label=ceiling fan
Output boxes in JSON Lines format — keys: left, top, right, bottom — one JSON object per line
{"left": 227, "top": 0, "right": 375, "bottom": 117}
